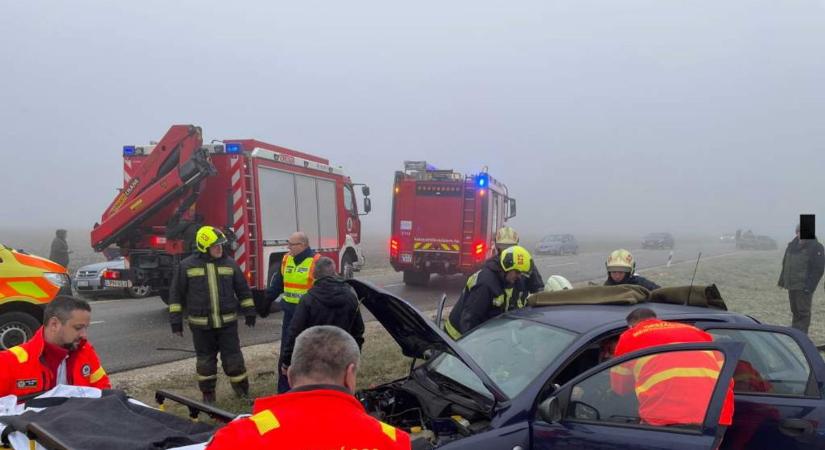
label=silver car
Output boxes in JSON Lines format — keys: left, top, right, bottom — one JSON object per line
{"left": 73, "top": 257, "right": 152, "bottom": 299}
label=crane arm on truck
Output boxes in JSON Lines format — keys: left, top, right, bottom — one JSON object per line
{"left": 91, "top": 125, "right": 215, "bottom": 252}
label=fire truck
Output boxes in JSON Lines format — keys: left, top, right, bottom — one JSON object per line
{"left": 91, "top": 125, "right": 371, "bottom": 303}
{"left": 389, "top": 161, "right": 516, "bottom": 286}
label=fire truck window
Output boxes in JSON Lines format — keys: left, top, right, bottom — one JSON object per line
{"left": 344, "top": 186, "right": 355, "bottom": 213}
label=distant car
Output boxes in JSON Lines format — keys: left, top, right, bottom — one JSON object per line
{"left": 719, "top": 234, "right": 736, "bottom": 243}
{"left": 73, "top": 257, "right": 152, "bottom": 298}
{"left": 353, "top": 280, "right": 825, "bottom": 450}
{"left": 535, "top": 234, "right": 579, "bottom": 255}
{"left": 736, "top": 235, "right": 778, "bottom": 251}
{"left": 641, "top": 232, "right": 675, "bottom": 249}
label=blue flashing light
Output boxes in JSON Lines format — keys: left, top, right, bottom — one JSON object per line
{"left": 226, "top": 143, "right": 242, "bottom": 154}
{"left": 476, "top": 173, "right": 489, "bottom": 188}
{"left": 123, "top": 146, "right": 136, "bottom": 156}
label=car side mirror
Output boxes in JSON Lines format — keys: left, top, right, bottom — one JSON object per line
{"left": 538, "top": 396, "right": 562, "bottom": 423}
{"left": 362, "top": 197, "right": 372, "bottom": 214}
{"left": 361, "top": 185, "right": 370, "bottom": 197}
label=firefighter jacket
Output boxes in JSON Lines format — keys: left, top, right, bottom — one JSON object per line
{"left": 205, "top": 385, "right": 411, "bottom": 450}
{"left": 0, "top": 327, "right": 110, "bottom": 398}
{"left": 264, "top": 248, "right": 318, "bottom": 307}
{"left": 610, "top": 319, "right": 734, "bottom": 426}
{"left": 281, "top": 276, "right": 365, "bottom": 367}
{"left": 778, "top": 237, "right": 825, "bottom": 292}
{"left": 169, "top": 252, "right": 255, "bottom": 329}
{"left": 604, "top": 273, "right": 661, "bottom": 291}
{"left": 446, "top": 257, "right": 528, "bottom": 339}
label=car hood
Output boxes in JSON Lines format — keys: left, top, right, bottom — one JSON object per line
{"left": 346, "top": 279, "right": 509, "bottom": 402}
{"left": 78, "top": 259, "right": 125, "bottom": 272}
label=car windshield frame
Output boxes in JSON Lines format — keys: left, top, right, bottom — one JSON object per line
{"left": 426, "top": 316, "right": 578, "bottom": 399}
{"left": 542, "top": 235, "right": 563, "bottom": 242}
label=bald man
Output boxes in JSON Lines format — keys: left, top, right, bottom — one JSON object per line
{"left": 263, "top": 231, "right": 321, "bottom": 393}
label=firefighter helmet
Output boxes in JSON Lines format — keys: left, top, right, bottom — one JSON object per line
{"left": 495, "top": 226, "right": 519, "bottom": 249}
{"left": 606, "top": 249, "right": 635, "bottom": 273}
{"left": 545, "top": 275, "right": 573, "bottom": 292}
{"left": 500, "top": 245, "right": 532, "bottom": 274}
{"left": 195, "top": 226, "right": 227, "bottom": 253}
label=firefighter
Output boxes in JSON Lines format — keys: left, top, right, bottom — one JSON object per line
{"left": 545, "top": 274, "right": 573, "bottom": 292}
{"left": 205, "top": 326, "right": 412, "bottom": 450}
{"left": 0, "top": 296, "right": 110, "bottom": 397}
{"left": 445, "top": 245, "right": 532, "bottom": 339}
{"left": 494, "top": 226, "right": 544, "bottom": 293}
{"left": 609, "top": 308, "right": 734, "bottom": 427}
{"left": 261, "top": 231, "right": 321, "bottom": 393}
{"left": 604, "top": 249, "right": 660, "bottom": 291}
{"left": 169, "top": 225, "right": 256, "bottom": 403}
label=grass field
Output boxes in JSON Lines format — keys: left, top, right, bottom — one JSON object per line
{"left": 100, "top": 249, "right": 825, "bottom": 420}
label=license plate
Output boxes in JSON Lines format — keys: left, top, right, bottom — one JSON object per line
{"left": 104, "top": 280, "right": 131, "bottom": 288}
{"left": 400, "top": 253, "right": 412, "bottom": 263}
{"left": 77, "top": 280, "right": 90, "bottom": 287}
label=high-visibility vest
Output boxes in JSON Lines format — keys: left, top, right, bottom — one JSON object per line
{"left": 610, "top": 319, "right": 734, "bottom": 426}
{"left": 280, "top": 253, "right": 321, "bottom": 304}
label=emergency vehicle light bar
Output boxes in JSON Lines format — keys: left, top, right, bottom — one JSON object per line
{"left": 225, "top": 143, "right": 242, "bottom": 154}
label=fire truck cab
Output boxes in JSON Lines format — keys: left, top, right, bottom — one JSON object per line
{"left": 91, "top": 125, "right": 371, "bottom": 303}
{"left": 390, "top": 161, "right": 516, "bottom": 286}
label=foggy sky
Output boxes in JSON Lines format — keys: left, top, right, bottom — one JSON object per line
{"left": 2, "top": 0, "right": 823, "bottom": 245}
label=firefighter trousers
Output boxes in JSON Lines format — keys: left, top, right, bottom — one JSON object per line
{"left": 190, "top": 322, "right": 249, "bottom": 396}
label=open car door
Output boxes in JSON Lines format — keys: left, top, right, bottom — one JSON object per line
{"left": 531, "top": 341, "right": 744, "bottom": 450}
{"left": 694, "top": 322, "right": 825, "bottom": 450}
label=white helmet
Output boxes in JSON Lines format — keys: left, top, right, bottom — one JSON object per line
{"left": 545, "top": 275, "right": 573, "bottom": 292}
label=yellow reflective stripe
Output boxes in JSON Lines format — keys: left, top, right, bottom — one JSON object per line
{"left": 636, "top": 368, "right": 720, "bottom": 395}
{"left": 197, "top": 374, "right": 218, "bottom": 381}
{"left": 168, "top": 304, "right": 182, "bottom": 313}
{"left": 222, "top": 313, "right": 238, "bottom": 322}
{"left": 240, "top": 298, "right": 254, "bottom": 308}
{"left": 414, "top": 242, "right": 422, "bottom": 249}
{"left": 250, "top": 410, "right": 280, "bottom": 436}
{"left": 229, "top": 372, "right": 248, "bottom": 383}
{"left": 206, "top": 263, "right": 222, "bottom": 328}
{"left": 8, "top": 281, "right": 48, "bottom": 299}
{"left": 186, "top": 268, "right": 205, "bottom": 277}
{"left": 217, "top": 266, "right": 234, "bottom": 276}
{"left": 9, "top": 346, "right": 28, "bottom": 363}
{"left": 380, "top": 421, "right": 397, "bottom": 441}
{"left": 89, "top": 367, "right": 107, "bottom": 384}
{"left": 611, "top": 365, "right": 632, "bottom": 376}
{"left": 444, "top": 319, "right": 462, "bottom": 340}
{"left": 282, "top": 256, "right": 315, "bottom": 300}
{"left": 187, "top": 316, "right": 209, "bottom": 326}
{"left": 633, "top": 355, "right": 656, "bottom": 378}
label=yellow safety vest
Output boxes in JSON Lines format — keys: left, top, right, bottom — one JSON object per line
{"left": 281, "top": 253, "right": 320, "bottom": 304}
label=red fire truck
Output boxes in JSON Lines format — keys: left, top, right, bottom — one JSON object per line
{"left": 389, "top": 161, "right": 516, "bottom": 286}
{"left": 91, "top": 125, "right": 371, "bottom": 302}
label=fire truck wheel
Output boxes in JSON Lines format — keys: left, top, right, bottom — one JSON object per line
{"left": 0, "top": 311, "right": 40, "bottom": 350}
{"left": 341, "top": 256, "right": 355, "bottom": 280}
{"left": 126, "top": 284, "right": 152, "bottom": 299}
{"left": 403, "top": 270, "right": 430, "bottom": 286}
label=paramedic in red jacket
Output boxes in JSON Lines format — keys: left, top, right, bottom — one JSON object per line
{"left": 0, "top": 296, "right": 110, "bottom": 398}
{"left": 206, "top": 325, "right": 411, "bottom": 450}
{"left": 610, "top": 307, "right": 734, "bottom": 427}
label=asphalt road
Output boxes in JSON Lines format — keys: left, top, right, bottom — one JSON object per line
{"left": 89, "top": 241, "right": 738, "bottom": 373}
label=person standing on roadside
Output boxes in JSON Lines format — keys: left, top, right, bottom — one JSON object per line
{"left": 778, "top": 224, "right": 825, "bottom": 334}
{"left": 49, "top": 229, "right": 71, "bottom": 269}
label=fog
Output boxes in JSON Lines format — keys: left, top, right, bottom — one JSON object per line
{"left": 2, "top": 0, "right": 823, "bottom": 247}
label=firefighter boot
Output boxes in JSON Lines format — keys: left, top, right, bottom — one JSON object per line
{"left": 202, "top": 391, "right": 216, "bottom": 404}
{"left": 231, "top": 378, "right": 250, "bottom": 400}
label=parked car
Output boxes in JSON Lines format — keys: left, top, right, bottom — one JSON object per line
{"left": 0, "top": 244, "right": 71, "bottom": 349}
{"left": 535, "top": 234, "right": 579, "bottom": 255}
{"left": 719, "top": 234, "right": 736, "bottom": 243}
{"left": 73, "top": 257, "right": 152, "bottom": 298}
{"left": 736, "top": 235, "right": 778, "bottom": 251}
{"left": 351, "top": 280, "right": 825, "bottom": 450}
{"left": 641, "top": 232, "right": 675, "bottom": 249}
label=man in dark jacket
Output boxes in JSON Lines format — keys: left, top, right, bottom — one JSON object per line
{"left": 778, "top": 224, "right": 825, "bottom": 334}
{"left": 169, "top": 226, "right": 256, "bottom": 402}
{"left": 49, "top": 229, "right": 71, "bottom": 269}
{"left": 280, "top": 257, "right": 365, "bottom": 374}
{"left": 445, "top": 245, "right": 533, "bottom": 339}
{"left": 604, "top": 249, "right": 660, "bottom": 291}
{"left": 494, "top": 226, "right": 544, "bottom": 293}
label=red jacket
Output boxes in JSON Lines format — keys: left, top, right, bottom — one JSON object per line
{"left": 610, "top": 319, "right": 734, "bottom": 426}
{"left": 0, "top": 327, "right": 110, "bottom": 398}
{"left": 206, "top": 385, "right": 411, "bottom": 450}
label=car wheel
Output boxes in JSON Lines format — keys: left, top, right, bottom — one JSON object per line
{"left": 127, "top": 284, "right": 152, "bottom": 299}
{"left": 0, "top": 311, "right": 40, "bottom": 350}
